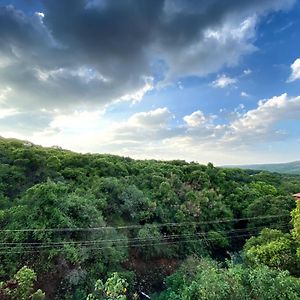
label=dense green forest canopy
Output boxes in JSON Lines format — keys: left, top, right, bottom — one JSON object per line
{"left": 1, "top": 137, "right": 300, "bottom": 299}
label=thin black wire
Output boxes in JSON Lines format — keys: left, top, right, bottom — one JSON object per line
{"left": 0, "top": 224, "right": 289, "bottom": 253}
{"left": 0, "top": 231, "right": 269, "bottom": 255}
{"left": 0, "top": 213, "right": 289, "bottom": 233}
{"left": 0, "top": 223, "right": 289, "bottom": 248}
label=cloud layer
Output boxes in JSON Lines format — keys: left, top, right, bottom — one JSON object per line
{"left": 0, "top": 0, "right": 295, "bottom": 112}
{"left": 288, "top": 58, "right": 300, "bottom": 82}
{"left": 0, "top": 0, "right": 299, "bottom": 164}
{"left": 2, "top": 93, "right": 299, "bottom": 164}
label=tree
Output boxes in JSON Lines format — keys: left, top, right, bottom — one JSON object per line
{"left": 1, "top": 137, "right": 300, "bottom": 299}
{"left": 292, "top": 201, "right": 300, "bottom": 259}
{"left": 155, "top": 257, "right": 300, "bottom": 300}
{"left": 244, "top": 195, "right": 295, "bottom": 230}
{"left": 120, "top": 185, "right": 154, "bottom": 222}
{"left": 0, "top": 266, "right": 45, "bottom": 300}
{"left": 243, "top": 228, "right": 299, "bottom": 274}
{"left": 136, "top": 225, "right": 165, "bottom": 258}
{"left": 31, "top": 289, "right": 46, "bottom": 300}
{"left": 87, "top": 272, "right": 128, "bottom": 300}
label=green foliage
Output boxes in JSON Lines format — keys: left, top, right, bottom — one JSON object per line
{"left": 0, "top": 138, "right": 299, "bottom": 298}
{"left": 206, "top": 231, "right": 229, "bottom": 250}
{"left": 31, "top": 289, "right": 46, "bottom": 300}
{"left": 0, "top": 266, "right": 45, "bottom": 300}
{"left": 13, "top": 266, "right": 37, "bottom": 300}
{"left": 292, "top": 201, "right": 300, "bottom": 260}
{"left": 243, "top": 228, "right": 299, "bottom": 274}
{"left": 120, "top": 185, "right": 154, "bottom": 222}
{"left": 155, "top": 257, "right": 300, "bottom": 300}
{"left": 136, "top": 225, "right": 165, "bottom": 258}
{"left": 87, "top": 272, "right": 128, "bottom": 300}
{"left": 292, "top": 203, "right": 300, "bottom": 240}
{"left": 245, "top": 195, "right": 295, "bottom": 230}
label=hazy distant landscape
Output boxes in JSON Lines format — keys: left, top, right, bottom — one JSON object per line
{"left": 226, "top": 161, "right": 300, "bottom": 175}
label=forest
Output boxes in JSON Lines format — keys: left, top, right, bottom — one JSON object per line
{"left": 1, "top": 137, "right": 300, "bottom": 299}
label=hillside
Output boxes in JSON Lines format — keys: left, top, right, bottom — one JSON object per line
{"left": 0, "top": 137, "right": 300, "bottom": 299}
{"left": 228, "top": 161, "right": 300, "bottom": 175}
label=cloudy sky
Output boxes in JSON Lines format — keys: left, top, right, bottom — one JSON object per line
{"left": 0, "top": 0, "right": 300, "bottom": 165}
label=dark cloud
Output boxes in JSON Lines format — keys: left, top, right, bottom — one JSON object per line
{"left": 0, "top": 0, "right": 296, "bottom": 111}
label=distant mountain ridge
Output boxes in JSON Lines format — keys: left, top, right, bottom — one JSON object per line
{"left": 226, "top": 161, "right": 300, "bottom": 175}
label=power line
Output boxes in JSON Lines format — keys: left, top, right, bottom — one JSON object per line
{"left": 0, "top": 223, "right": 289, "bottom": 253}
{"left": 0, "top": 213, "right": 290, "bottom": 233}
{"left": 0, "top": 223, "right": 288, "bottom": 248}
{"left": 0, "top": 231, "right": 271, "bottom": 255}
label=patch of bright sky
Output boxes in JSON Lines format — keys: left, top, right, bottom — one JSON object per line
{"left": 239, "top": 2, "right": 300, "bottom": 98}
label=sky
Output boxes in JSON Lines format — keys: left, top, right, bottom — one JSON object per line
{"left": 0, "top": 0, "right": 300, "bottom": 165}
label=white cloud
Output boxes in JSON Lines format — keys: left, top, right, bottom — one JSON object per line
{"left": 119, "top": 77, "right": 154, "bottom": 103}
{"left": 2, "top": 93, "right": 300, "bottom": 165}
{"left": 287, "top": 58, "right": 300, "bottom": 82}
{"left": 177, "top": 81, "right": 183, "bottom": 90}
{"left": 241, "top": 91, "right": 250, "bottom": 97}
{"left": 184, "top": 111, "right": 206, "bottom": 127}
{"left": 35, "top": 66, "right": 109, "bottom": 84}
{"left": 0, "top": 108, "right": 19, "bottom": 119}
{"left": 183, "top": 110, "right": 208, "bottom": 127}
{"left": 49, "top": 110, "right": 105, "bottom": 132}
{"left": 0, "top": 86, "right": 18, "bottom": 119}
{"left": 0, "top": 86, "right": 12, "bottom": 101}
{"left": 35, "top": 12, "right": 45, "bottom": 19}
{"left": 165, "top": 16, "right": 257, "bottom": 81}
{"left": 212, "top": 74, "right": 237, "bottom": 88}
{"left": 224, "top": 93, "right": 300, "bottom": 144}
{"left": 243, "top": 69, "right": 252, "bottom": 75}
{"left": 102, "top": 93, "right": 300, "bottom": 162}
{"left": 0, "top": 54, "right": 13, "bottom": 69}
{"left": 128, "top": 107, "right": 172, "bottom": 128}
